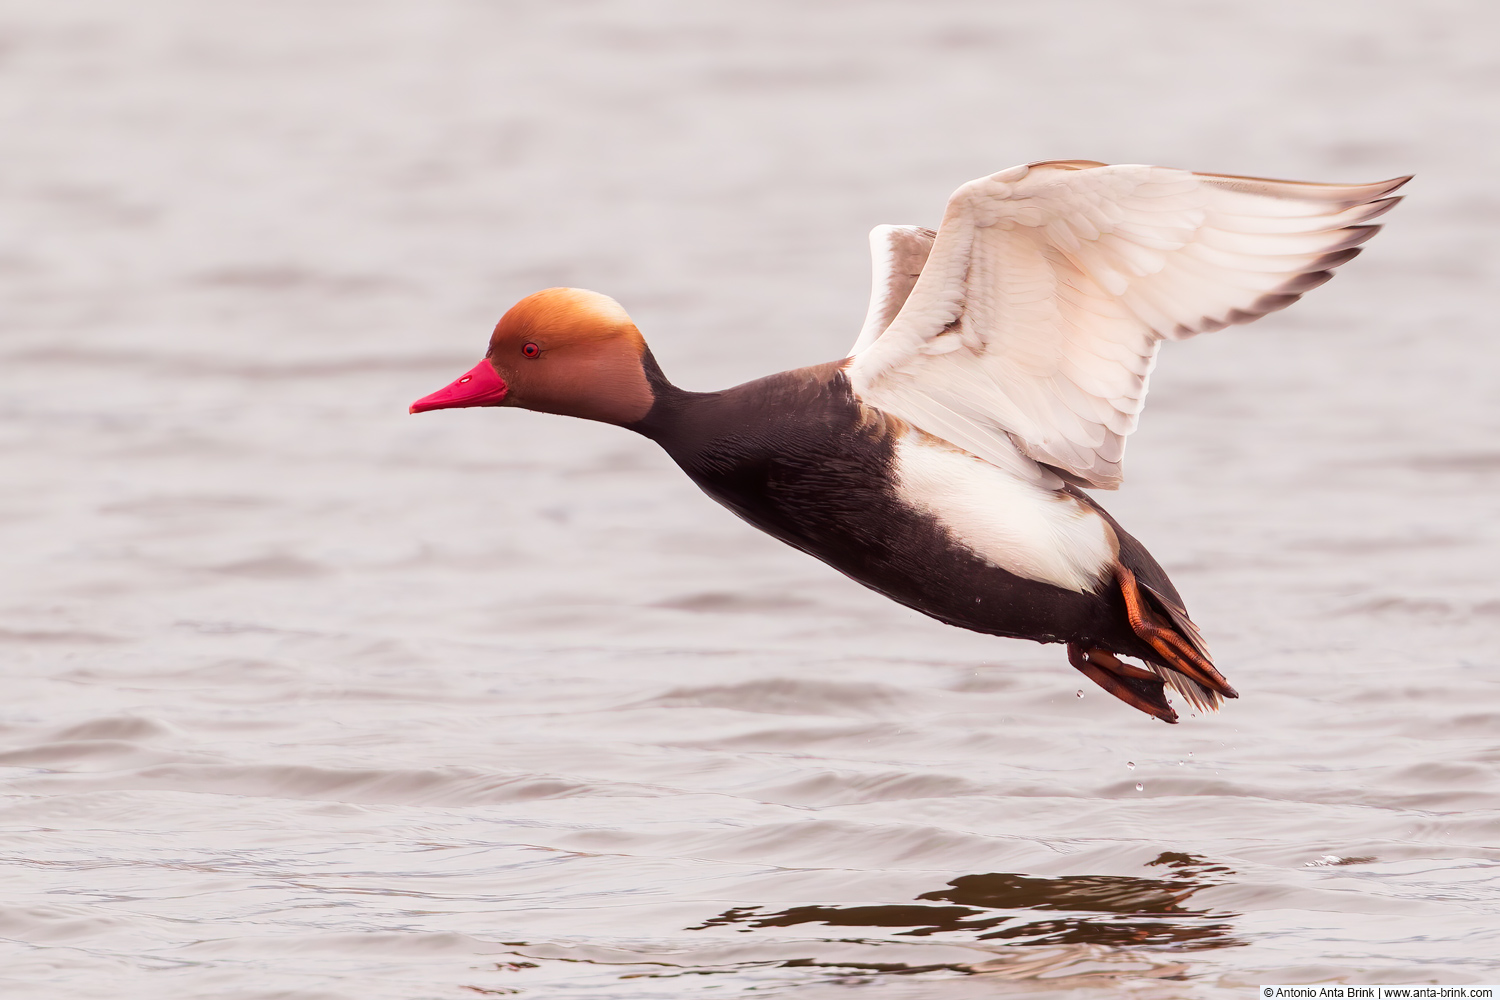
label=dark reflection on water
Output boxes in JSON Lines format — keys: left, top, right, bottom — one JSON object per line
{"left": 627, "top": 959, "right": 972, "bottom": 979}
{"left": 693, "top": 903, "right": 1012, "bottom": 936}
{"left": 690, "top": 852, "right": 1242, "bottom": 953}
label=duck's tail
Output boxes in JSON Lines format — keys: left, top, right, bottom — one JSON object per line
{"left": 1067, "top": 567, "right": 1235, "bottom": 724}
{"left": 1062, "top": 487, "right": 1238, "bottom": 722}
{"left": 1115, "top": 563, "right": 1237, "bottom": 713}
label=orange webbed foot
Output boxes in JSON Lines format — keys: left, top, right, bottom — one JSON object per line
{"left": 1068, "top": 642, "right": 1179, "bottom": 724}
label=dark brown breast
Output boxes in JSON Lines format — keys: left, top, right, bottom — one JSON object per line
{"left": 630, "top": 361, "right": 1132, "bottom": 649}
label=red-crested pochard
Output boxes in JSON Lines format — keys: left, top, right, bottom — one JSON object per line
{"left": 412, "top": 160, "right": 1407, "bottom": 723}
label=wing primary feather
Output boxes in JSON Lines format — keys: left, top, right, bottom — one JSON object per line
{"left": 1275, "top": 269, "right": 1335, "bottom": 294}
{"left": 1310, "top": 247, "right": 1363, "bottom": 270}
{"left": 1227, "top": 296, "right": 1295, "bottom": 323}
{"left": 1319, "top": 224, "right": 1383, "bottom": 252}
{"left": 1197, "top": 172, "right": 1412, "bottom": 204}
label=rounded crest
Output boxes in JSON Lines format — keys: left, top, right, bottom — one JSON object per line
{"left": 491, "top": 288, "right": 644, "bottom": 353}
{"left": 484, "top": 287, "right": 654, "bottom": 426}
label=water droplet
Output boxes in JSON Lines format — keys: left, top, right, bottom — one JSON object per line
{"left": 1135, "top": 782, "right": 1143, "bottom": 792}
{"left": 1178, "top": 760, "right": 1184, "bottom": 766}
{"left": 1187, "top": 751, "right": 1193, "bottom": 758}
{"left": 1126, "top": 761, "right": 1136, "bottom": 770}
{"left": 1076, "top": 690, "right": 1084, "bottom": 698}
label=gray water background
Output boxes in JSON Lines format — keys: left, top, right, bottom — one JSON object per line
{"left": 1, "top": 1, "right": 1498, "bottom": 996}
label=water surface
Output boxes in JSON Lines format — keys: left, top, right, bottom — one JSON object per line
{"left": 1, "top": 1, "right": 1497, "bottom": 996}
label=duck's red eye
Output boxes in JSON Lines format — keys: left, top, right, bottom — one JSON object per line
{"left": 521, "top": 342, "right": 540, "bottom": 358}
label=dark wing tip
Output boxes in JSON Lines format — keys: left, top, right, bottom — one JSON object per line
{"left": 1329, "top": 224, "right": 1382, "bottom": 252}
{"left": 1312, "top": 246, "right": 1364, "bottom": 270}
{"left": 1279, "top": 270, "right": 1335, "bottom": 294}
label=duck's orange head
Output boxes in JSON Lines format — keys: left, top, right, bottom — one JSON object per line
{"left": 410, "top": 288, "right": 655, "bottom": 425}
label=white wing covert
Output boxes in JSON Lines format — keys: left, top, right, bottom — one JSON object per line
{"left": 847, "top": 160, "right": 1409, "bottom": 489}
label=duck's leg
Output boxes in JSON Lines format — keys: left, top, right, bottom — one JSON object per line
{"left": 1068, "top": 643, "right": 1179, "bottom": 724}
{"left": 1116, "top": 565, "right": 1238, "bottom": 698}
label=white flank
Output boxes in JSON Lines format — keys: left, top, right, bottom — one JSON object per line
{"left": 891, "top": 433, "right": 1115, "bottom": 593}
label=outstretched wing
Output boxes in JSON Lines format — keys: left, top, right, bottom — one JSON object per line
{"left": 848, "top": 225, "right": 936, "bottom": 355}
{"left": 847, "top": 160, "right": 1409, "bottom": 489}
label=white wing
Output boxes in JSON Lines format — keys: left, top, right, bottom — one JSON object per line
{"left": 848, "top": 225, "right": 936, "bottom": 355}
{"left": 848, "top": 160, "right": 1409, "bottom": 489}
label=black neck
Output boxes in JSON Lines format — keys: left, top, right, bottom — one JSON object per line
{"left": 627, "top": 347, "right": 719, "bottom": 441}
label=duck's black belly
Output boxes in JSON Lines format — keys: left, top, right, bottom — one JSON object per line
{"left": 641, "top": 364, "right": 1118, "bottom": 647}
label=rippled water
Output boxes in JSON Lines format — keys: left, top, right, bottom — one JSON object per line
{"left": 2, "top": 1, "right": 1498, "bottom": 996}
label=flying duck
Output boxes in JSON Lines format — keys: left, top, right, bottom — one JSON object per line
{"left": 411, "top": 160, "right": 1408, "bottom": 723}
